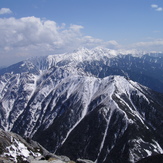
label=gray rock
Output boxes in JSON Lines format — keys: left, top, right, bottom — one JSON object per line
{"left": 77, "top": 158, "right": 94, "bottom": 163}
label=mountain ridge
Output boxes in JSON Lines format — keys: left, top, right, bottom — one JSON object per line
{"left": 0, "top": 47, "right": 162, "bottom": 92}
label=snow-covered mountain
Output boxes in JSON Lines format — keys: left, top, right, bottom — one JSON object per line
{"left": 0, "top": 48, "right": 162, "bottom": 93}
{"left": 0, "top": 48, "right": 163, "bottom": 163}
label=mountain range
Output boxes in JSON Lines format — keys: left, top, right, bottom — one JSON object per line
{"left": 0, "top": 48, "right": 163, "bottom": 163}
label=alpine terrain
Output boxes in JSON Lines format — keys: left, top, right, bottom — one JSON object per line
{"left": 0, "top": 48, "right": 163, "bottom": 163}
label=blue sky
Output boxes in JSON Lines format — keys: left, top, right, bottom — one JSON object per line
{"left": 0, "top": 0, "right": 163, "bottom": 66}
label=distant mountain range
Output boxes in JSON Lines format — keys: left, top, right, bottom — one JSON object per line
{"left": 0, "top": 48, "right": 163, "bottom": 163}
{"left": 1, "top": 48, "right": 163, "bottom": 93}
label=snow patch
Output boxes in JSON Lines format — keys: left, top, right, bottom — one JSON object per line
{"left": 3, "top": 136, "right": 41, "bottom": 162}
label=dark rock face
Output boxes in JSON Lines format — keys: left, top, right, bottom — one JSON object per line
{"left": 0, "top": 48, "right": 163, "bottom": 163}
{"left": 136, "top": 154, "right": 163, "bottom": 163}
{"left": 55, "top": 87, "right": 163, "bottom": 163}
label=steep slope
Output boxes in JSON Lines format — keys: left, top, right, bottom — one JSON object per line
{"left": 0, "top": 48, "right": 163, "bottom": 163}
{"left": 32, "top": 76, "right": 163, "bottom": 163}
{"left": 1, "top": 73, "right": 162, "bottom": 162}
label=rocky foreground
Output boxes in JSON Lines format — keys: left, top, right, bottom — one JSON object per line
{"left": 0, "top": 129, "right": 94, "bottom": 163}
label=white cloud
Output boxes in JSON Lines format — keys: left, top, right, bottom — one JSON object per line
{"left": 0, "top": 8, "right": 12, "bottom": 15}
{"left": 131, "top": 40, "right": 163, "bottom": 52}
{"left": 1, "top": 15, "right": 162, "bottom": 66}
{"left": 151, "top": 4, "right": 158, "bottom": 8}
{"left": 156, "top": 7, "right": 163, "bottom": 11}
{"left": 0, "top": 16, "right": 120, "bottom": 66}
{"left": 134, "top": 40, "right": 163, "bottom": 46}
{"left": 69, "top": 24, "right": 84, "bottom": 32}
{"left": 151, "top": 4, "right": 163, "bottom": 12}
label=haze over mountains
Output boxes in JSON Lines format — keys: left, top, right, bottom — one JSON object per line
{"left": 0, "top": 48, "right": 163, "bottom": 162}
